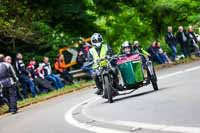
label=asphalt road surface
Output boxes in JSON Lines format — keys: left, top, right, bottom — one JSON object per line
{"left": 1, "top": 61, "right": 200, "bottom": 133}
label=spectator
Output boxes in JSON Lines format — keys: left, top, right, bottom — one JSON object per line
{"left": 176, "top": 26, "right": 190, "bottom": 57}
{"left": 35, "top": 63, "right": 56, "bottom": 93}
{"left": 15, "top": 53, "right": 37, "bottom": 98}
{"left": 165, "top": 26, "right": 177, "bottom": 61}
{"left": 0, "top": 54, "right": 18, "bottom": 114}
{"left": 187, "top": 26, "right": 200, "bottom": 56}
{"left": 0, "top": 54, "right": 8, "bottom": 106}
{"left": 132, "top": 40, "right": 150, "bottom": 56}
{"left": 77, "top": 42, "right": 93, "bottom": 76}
{"left": 148, "top": 41, "right": 166, "bottom": 64}
{"left": 4, "top": 56, "right": 23, "bottom": 100}
{"left": 27, "top": 59, "right": 54, "bottom": 93}
{"left": 155, "top": 42, "right": 172, "bottom": 63}
{"left": 42, "top": 57, "right": 64, "bottom": 89}
{"left": 4, "top": 56, "right": 12, "bottom": 64}
{"left": 54, "top": 54, "right": 73, "bottom": 84}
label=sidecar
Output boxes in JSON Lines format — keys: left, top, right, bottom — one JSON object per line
{"left": 116, "top": 54, "right": 158, "bottom": 91}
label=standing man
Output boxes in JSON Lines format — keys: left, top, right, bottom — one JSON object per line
{"left": 0, "top": 54, "right": 18, "bottom": 114}
{"left": 165, "top": 26, "right": 177, "bottom": 61}
{"left": 187, "top": 26, "right": 200, "bottom": 56}
{"left": 176, "top": 26, "right": 190, "bottom": 57}
{"left": 15, "top": 53, "right": 37, "bottom": 98}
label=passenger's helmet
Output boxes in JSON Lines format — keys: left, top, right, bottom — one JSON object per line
{"left": 133, "top": 40, "right": 140, "bottom": 50}
{"left": 121, "top": 41, "right": 132, "bottom": 54}
{"left": 91, "top": 33, "right": 103, "bottom": 48}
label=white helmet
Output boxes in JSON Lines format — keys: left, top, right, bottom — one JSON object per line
{"left": 122, "top": 41, "right": 130, "bottom": 48}
{"left": 91, "top": 33, "right": 103, "bottom": 48}
{"left": 121, "top": 41, "right": 132, "bottom": 54}
{"left": 133, "top": 40, "right": 139, "bottom": 45}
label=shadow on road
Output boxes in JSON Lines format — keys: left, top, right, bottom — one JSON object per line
{"left": 104, "top": 86, "right": 174, "bottom": 104}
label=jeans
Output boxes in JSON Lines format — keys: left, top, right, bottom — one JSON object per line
{"left": 19, "top": 75, "right": 37, "bottom": 97}
{"left": 81, "top": 66, "right": 94, "bottom": 76}
{"left": 153, "top": 54, "right": 165, "bottom": 64}
{"left": 169, "top": 44, "right": 177, "bottom": 60}
{"left": 159, "top": 53, "right": 168, "bottom": 63}
{"left": 45, "top": 74, "right": 64, "bottom": 89}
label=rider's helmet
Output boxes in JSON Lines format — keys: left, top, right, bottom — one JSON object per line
{"left": 121, "top": 41, "right": 132, "bottom": 54}
{"left": 133, "top": 40, "right": 140, "bottom": 50}
{"left": 91, "top": 33, "right": 103, "bottom": 48}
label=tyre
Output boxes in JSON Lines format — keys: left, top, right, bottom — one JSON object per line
{"left": 152, "top": 67, "right": 157, "bottom": 81}
{"left": 147, "top": 66, "right": 158, "bottom": 91}
{"left": 150, "top": 69, "right": 158, "bottom": 91}
{"left": 104, "top": 75, "right": 113, "bottom": 103}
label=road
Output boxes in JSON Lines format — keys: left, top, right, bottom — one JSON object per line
{"left": 1, "top": 61, "right": 200, "bottom": 133}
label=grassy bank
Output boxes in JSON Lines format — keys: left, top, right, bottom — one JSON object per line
{"left": 1, "top": 56, "right": 200, "bottom": 116}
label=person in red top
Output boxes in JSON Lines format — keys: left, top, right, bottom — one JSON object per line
{"left": 54, "top": 54, "right": 73, "bottom": 84}
{"left": 76, "top": 42, "right": 93, "bottom": 76}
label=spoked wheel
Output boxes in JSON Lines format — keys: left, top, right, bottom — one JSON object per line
{"left": 104, "top": 75, "right": 113, "bottom": 103}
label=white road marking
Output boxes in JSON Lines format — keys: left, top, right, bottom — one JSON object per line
{"left": 116, "top": 121, "right": 200, "bottom": 133}
{"left": 82, "top": 97, "right": 200, "bottom": 133}
{"left": 158, "top": 66, "right": 200, "bottom": 80}
{"left": 65, "top": 65, "right": 200, "bottom": 133}
{"left": 65, "top": 97, "right": 130, "bottom": 133}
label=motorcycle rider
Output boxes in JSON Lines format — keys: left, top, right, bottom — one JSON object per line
{"left": 121, "top": 41, "right": 149, "bottom": 79}
{"left": 88, "top": 33, "right": 113, "bottom": 95}
{"left": 132, "top": 40, "right": 150, "bottom": 56}
{"left": 121, "top": 41, "right": 134, "bottom": 55}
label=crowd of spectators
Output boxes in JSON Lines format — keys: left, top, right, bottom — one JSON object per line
{"left": 0, "top": 53, "right": 74, "bottom": 104}
{"left": 146, "top": 25, "right": 200, "bottom": 64}
{"left": 165, "top": 25, "right": 200, "bottom": 61}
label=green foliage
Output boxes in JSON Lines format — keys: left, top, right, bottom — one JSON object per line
{"left": 0, "top": 0, "right": 200, "bottom": 62}
{"left": 152, "top": 0, "right": 200, "bottom": 34}
{"left": 96, "top": 5, "right": 153, "bottom": 52}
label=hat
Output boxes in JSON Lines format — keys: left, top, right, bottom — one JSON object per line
{"left": 133, "top": 40, "right": 139, "bottom": 45}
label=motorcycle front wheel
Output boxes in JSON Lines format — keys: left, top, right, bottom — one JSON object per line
{"left": 104, "top": 75, "right": 113, "bottom": 103}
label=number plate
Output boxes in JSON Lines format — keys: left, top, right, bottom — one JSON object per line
{"left": 99, "top": 60, "right": 108, "bottom": 67}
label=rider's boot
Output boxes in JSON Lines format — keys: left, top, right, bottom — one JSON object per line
{"left": 95, "top": 80, "right": 103, "bottom": 95}
{"left": 95, "top": 88, "right": 103, "bottom": 95}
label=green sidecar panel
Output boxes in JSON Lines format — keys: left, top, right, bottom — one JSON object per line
{"left": 118, "top": 61, "right": 144, "bottom": 86}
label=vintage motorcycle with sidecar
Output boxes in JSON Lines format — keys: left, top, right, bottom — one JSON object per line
{"left": 95, "top": 53, "right": 158, "bottom": 103}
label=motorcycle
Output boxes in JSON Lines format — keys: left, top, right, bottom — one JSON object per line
{"left": 95, "top": 54, "right": 158, "bottom": 103}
